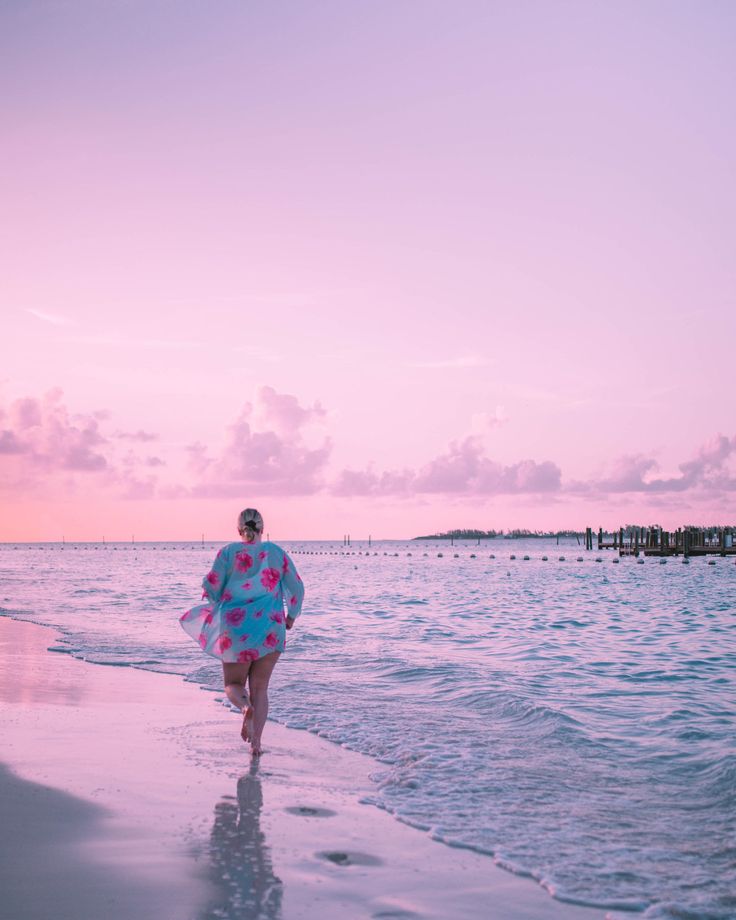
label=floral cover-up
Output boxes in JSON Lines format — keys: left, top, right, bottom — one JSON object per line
{"left": 179, "top": 541, "right": 304, "bottom": 663}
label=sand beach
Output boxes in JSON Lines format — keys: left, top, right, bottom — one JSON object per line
{"left": 0, "top": 616, "right": 612, "bottom": 920}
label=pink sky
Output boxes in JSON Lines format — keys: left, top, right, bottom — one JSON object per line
{"left": 1, "top": 1, "right": 735, "bottom": 541}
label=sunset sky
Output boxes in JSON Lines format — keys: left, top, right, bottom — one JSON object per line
{"left": 2, "top": 1, "right": 734, "bottom": 541}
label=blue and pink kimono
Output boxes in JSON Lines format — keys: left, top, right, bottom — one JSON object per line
{"left": 179, "top": 541, "right": 304, "bottom": 663}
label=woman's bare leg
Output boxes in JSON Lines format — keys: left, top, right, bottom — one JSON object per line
{"left": 222, "top": 662, "right": 253, "bottom": 742}
{"left": 247, "top": 652, "right": 281, "bottom": 756}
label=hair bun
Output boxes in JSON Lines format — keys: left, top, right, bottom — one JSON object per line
{"left": 237, "top": 508, "right": 264, "bottom": 537}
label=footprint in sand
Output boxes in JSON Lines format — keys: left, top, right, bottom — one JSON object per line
{"left": 318, "top": 850, "right": 382, "bottom": 867}
{"left": 285, "top": 805, "right": 336, "bottom": 817}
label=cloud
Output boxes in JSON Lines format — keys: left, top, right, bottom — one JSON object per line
{"left": 113, "top": 449, "right": 163, "bottom": 499}
{"left": 677, "top": 434, "right": 736, "bottom": 491}
{"left": 114, "top": 429, "right": 159, "bottom": 442}
{"left": 26, "top": 308, "right": 74, "bottom": 326}
{"left": 255, "top": 385, "right": 326, "bottom": 435}
{"left": 570, "top": 434, "right": 736, "bottom": 496}
{"left": 0, "top": 390, "right": 166, "bottom": 499}
{"left": 0, "top": 430, "right": 24, "bottom": 454}
{"left": 470, "top": 406, "right": 509, "bottom": 433}
{"left": 0, "top": 389, "right": 108, "bottom": 473}
{"left": 188, "top": 387, "right": 331, "bottom": 497}
{"left": 332, "top": 468, "right": 416, "bottom": 497}
{"left": 333, "top": 436, "right": 561, "bottom": 497}
{"left": 3, "top": 386, "right": 733, "bottom": 517}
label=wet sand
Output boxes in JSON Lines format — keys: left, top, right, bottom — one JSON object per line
{"left": 0, "top": 617, "right": 611, "bottom": 920}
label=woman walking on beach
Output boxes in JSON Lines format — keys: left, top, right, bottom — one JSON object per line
{"left": 179, "top": 508, "right": 304, "bottom": 756}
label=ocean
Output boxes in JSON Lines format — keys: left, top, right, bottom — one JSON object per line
{"left": 1, "top": 538, "right": 734, "bottom": 919}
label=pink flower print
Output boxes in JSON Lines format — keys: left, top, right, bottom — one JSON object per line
{"left": 282, "top": 555, "right": 289, "bottom": 573}
{"left": 242, "top": 581, "right": 252, "bottom": 590}
{"left": 269, "top": 610, "right": 285, "bottom": 624}
{"left": 239, "top": 634, "right": 250, "bottom": 643}
{"left": 222, "top": 588, "right": 233, "bottom": 603}
{"left": 260, "top": 567, "right": 280, "bottom": 591}
{"left": 226, "top": 608, "right": 245, "bottom": 627}
{"left": 296, "top": 574, "right": 302, "bottom": 583}
{"left": 253, "top": 609, "right": 264, "bottom": 619}
{"left": 237, "top": 649, "right": 259, "bottom": 663}
{"left": 204, "top": 611, "right": 214, "bottom": 625}
{"left": 206, "top": 570, "right": 220, "bottom": 587}
{"left": 264, "top": 631, "right": 279, "bottom": 649}
{"left": 234, "top": 551, "right": 253, "bottom": 573}
{"left": 216, "top": 548, "right": 224, "bottom": 559}
{"left": 198, "top": 632, "right": 207, "bottom": 649}
{"left": 216, "top": 634, "right": 233, "bottom": 654}
{"left": 258, "top": 550, "right": 267, "bottom": 561}
{"left": 201, "top": 590, "right": 208, "bottom": 600}
{"left": 180, "top": 610, "right": 190, "bottom": 621}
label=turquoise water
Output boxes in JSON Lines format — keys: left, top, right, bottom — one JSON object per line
{"left": 1, "top": 539, "right": 734, "bottom": 919}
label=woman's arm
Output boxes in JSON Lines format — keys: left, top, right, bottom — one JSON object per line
{"left": 202, "top": 545, "right": 230, "bottom": 603}
{"left": 281, "top": 550, "right": 305, "bottom": 627}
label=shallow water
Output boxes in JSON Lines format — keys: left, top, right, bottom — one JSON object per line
{"left": 1, "top": 538, "right": 734, "bottom": 919}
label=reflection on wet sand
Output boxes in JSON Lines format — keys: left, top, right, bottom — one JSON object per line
{"left": 0, "top": 618, "right": 86, "bottom": 706}
{"left": 200, "top": 760, "right": 283, "bottom": 920}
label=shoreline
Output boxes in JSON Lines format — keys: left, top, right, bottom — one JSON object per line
{"left": 0, "top": 616, "right": 613, "bottom": 920}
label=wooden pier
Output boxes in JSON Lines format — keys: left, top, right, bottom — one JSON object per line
{"left": 585, "top": 526, "right": 736, "bottom": 557}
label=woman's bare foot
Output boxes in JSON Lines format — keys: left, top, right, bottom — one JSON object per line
{"left": 241, "top": 699, "right": 254, "bottom": 743}
{"left": 250, "top": 737, "right": 263, "bottom": 756}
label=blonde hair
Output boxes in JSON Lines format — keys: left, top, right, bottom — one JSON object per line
{"left": 237, "top": 508, "right": 264, "bottom": 543}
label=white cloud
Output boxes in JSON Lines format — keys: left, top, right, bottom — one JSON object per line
{"left": 470, "top": 406, "right": 509, "bottom": 432}
{"left": 26, "top": 308, "right": 74, "bottom": 326}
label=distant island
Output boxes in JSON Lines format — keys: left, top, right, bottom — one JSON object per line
{"left": 412, "top": 529, "right": 583, "bottom": 541}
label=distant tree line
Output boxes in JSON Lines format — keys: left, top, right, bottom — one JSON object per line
{"left": 413, "top": 528, "right": 583, "bottom": 540}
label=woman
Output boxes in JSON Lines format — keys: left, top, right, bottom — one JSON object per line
{"left": 180, "top": 508, "right": 304, "bottom": 756}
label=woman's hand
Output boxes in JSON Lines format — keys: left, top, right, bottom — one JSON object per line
{"left": 286, "top": 615, "right": 296, "bottom": 630}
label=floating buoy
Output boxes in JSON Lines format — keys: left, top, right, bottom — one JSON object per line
{"left": 708, "top": 560, "right": 716, "bottom": 566}
{"left": 510, "top": 554, "right": 516, "bottom": 560}
{"left": 612, "top": 558, "right": 620, "bottom": 564}
{"left": 542, "top": 555, "right": 548, "bottom": 561}
{"left": 595, "top": 557, "right": 603, "bottom": 563}
{"left": 453, "top": 553, "right": 459, "bottom": 558}
{"left": 438, "top": 553, "right": 443, "bottom": 558}
{"left": 637, "top": 559, "right": 645, "bottom": 565}
{"left": 682, "top": 558, "right": 690, "bottom": 564}
{"left": 576, "top": 556, "right": 583, "bottom": 562}
{"left": 489, "top": 554, "right": 495, "bottom": 559}
{"left": 559, "top": 556, "right": 565, "bottom": 561}
{"left": 523, "top": 555, "right": 530, "bottom": 561}
{"left": 470, "top": 554, "right": 476, "bottom": 558}
{"left": 659, "top": 558, "right": 667, "bottom": 565}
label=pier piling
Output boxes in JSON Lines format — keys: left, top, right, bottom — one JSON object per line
{"left": 587, "top": 525, "right": 735, "bottom": 557}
